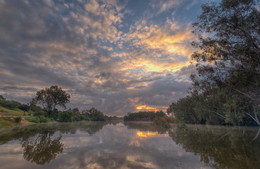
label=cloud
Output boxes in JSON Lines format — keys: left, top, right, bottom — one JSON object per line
{"left": 0, "top": 0, "right": 200, "bottom": 115}
{"left": 150, "top": 0, "right": 181, "bottom": 15}
{"left": 126, "top": 19, "right": 194, "bottom": 56}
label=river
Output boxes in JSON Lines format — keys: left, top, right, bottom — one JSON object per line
{"left": 0, "top": 122, "right": 259, "bottom": 169}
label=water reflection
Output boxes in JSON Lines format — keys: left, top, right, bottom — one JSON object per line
{"left": 0, "top": 122, "right": 259, "bottom": 169}
{"left": 0, "top": 122, "right": 107, "bottom": 166}
{"left": 22, "top": 133, "right": 63, "bottom": 165}
{"left": 169, "top": 125, "right": 260, "bottom": 169}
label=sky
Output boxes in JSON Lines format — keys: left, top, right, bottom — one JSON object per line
{"left": 0, "top": 0, "right": 217, "bottom": 115}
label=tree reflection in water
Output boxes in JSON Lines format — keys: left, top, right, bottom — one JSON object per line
{"left": 0, "top": 122, "right": 108, "bottom": 165}
{"left": 1, "top": 122, "right": 260, "bottom": 169}
{"left": 21, "top": 133, "right": 63, "bottom": 165}
{"left": 169, "top": 126, "right": 260, "bottom": 169}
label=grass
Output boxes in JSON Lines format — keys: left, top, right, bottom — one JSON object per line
{"left": 0, "top": 118, "right": 16, "bottom": 127}
{"left": 0, "top": 106, "right": 54, "bottom": 128}
{"left": 25, "top": 116, "right": 53, "bottom": 123}
{"left": 25, "top": 116, "right": 40, "bottom": 123}
{"left": 0, "top": 106, "right": 37, "bottom": 128}
{"left": 0, "top": 106, "right": 25, "bottom": 116}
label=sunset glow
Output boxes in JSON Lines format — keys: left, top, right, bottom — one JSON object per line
{"left": 0, "top": 0, "right": 257, "bottom": 168}
{"left": 0, "top": 0, "right": 202, "bottom": 115}
{"left": 136, "top": 131, "right": 158, "bottom": 138}
{"left": 136, "top": 105, "right": 159, "bottom": 111}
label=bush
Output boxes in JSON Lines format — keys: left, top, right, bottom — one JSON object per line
{"left": 39, "top": 116, "right": 48, "bottom": 123}
{"left": 153, "top": 117, "right": 171, "bottom": 129}
{"left": 18, "top": 104, "right": 30, "bottom": 112}
{"left": 25, "top": 116, "right": 52, "bottom": 123}
{"left": 25, "top": 116, "right": 40, "bottom": 123}
{"left": 14, "top": 117, "right": 22, "bottom": 124}
{"left": 0, "top": 100, "right": 21, "bottom": 109}
{"left": 177, "top": 121, "right": 187, "bottom": 129}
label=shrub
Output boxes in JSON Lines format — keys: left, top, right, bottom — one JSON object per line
{"left": 25, "top": 116, "right": 40, "bottom": 123}
{"left": 14, "top": 117, "right": 22, "bottom": 124}
{"left": 0, "top": 100, "right": 21, "bottom": 109}
{"left": 153, "top": 117, "right": 171, "bottom": 129}
{"left": 39, "top": 116, "right": 48, "bottom": 123}
{"left": 18, "top": 104, "right": 30, "bottom": 112}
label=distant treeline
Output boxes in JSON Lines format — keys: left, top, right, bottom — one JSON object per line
{"left": 167, "top": 0, "right": 260, "bottom": 126}
{"left": 0, "top": 86, "right": 107, "bottom": 123}
{"left": 123, "top": 111, "right": 174, "bottom": 130}
{"left": 123, "top": 111, "right": 166, "bottom": 121}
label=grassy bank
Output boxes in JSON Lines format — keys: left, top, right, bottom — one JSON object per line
{"left": 0, "top": 106, "right": 35, "bottom": 128}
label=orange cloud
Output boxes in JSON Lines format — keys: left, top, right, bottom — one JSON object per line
{"left": 136, "top": 105, "right": 159, "bottom": 111}
{"left": 124, "top": 58, "right": 190, "bottom": 73}
{"left": 117, "top": 20, "right": 195, "bottom": 75}
{"left": 127, "top": 20, "right": 195, "bottom": 57}
{"left": 140, "top": 29, "right": 193, "bottom": 56}
{"left": 136, "top": 131, "right": 158, "bottom": 138}
{"left": 136, "top": 105, "right": 168, "bottom": 112}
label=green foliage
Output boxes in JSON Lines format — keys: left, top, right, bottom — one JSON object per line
{"left": 105, "top": 115, "right": 123, "bottom": 121}
{"left": 32, "top": 85, "right": 70, "bottom": 111}
{"left": 25, "top": 116, "right": 52, "bottom": 123}
{"left": 191, "top": 0, "right": 259, "bottom": 102}
{"left": 124, "top": 111, "right": 167, "bottom": 121}
{"left": 57, "top": 108, "right": 104, "bottom": 122}
{"left": 170, "top": 0, "right": 260, "bottom": 126}
{"left": 0, "top": 100, "right": 22, "bottom": 110}
{"left": 25, "top": 116, "right": 40, "bottom": 123}
{"left": 152, "top": 117, "right": 171, "bottom": 129}
{"left": 29, "top": 104, "right": 45, "bottom": 116}
{"left": 0, "top": 88, "right": 108, "bottom": 126}
{"left": 0, "top": 93, "right": 107, "bottom": 127}
{"left": 84, "top": 107, "right": 105, "bottom": 121}
{"left": 177, "top": 121, "right": 187, "bottom": 129}
{"left": 171, "top": 87, "right": 258, "bottom": 126}
{"left": 0, "top": 106, "right": 25, "bottom": 116}
{"left": 38, "top": 116, "right": 50, "bottom": 123}
{"left": 18, "top": 104, "right": 30, "bottom": 112}
{"left": 14, "top": 117, "right": 22, "bottom": 124}
{"left": 169, "top": 126, "right": 260, "bottom": 169}
{"left": 58, "top": 111, "right": 74, "bottom": 122}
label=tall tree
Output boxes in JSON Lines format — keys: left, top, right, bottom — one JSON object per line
{"left": 191, "top": 0, "right": 260, "bottom": 102}
{"left": 190, "top": 0, "right": 260, "bottom": 125}
{"left": 32, "top": 85, "right": 70, "bottom": 112}
{"left": 169, "top": 0, "right": 260, "bottom": 126}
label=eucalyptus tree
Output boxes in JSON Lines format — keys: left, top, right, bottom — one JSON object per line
{"left": 32, "top": 85, "right": 70, "bottom": 112}
{"left": 190, "top": 0, "right": 260, "bottom": 125}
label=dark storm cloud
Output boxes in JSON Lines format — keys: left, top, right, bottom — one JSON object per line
{"left": 0, "top": 0, "right": 210, "bottom": 115}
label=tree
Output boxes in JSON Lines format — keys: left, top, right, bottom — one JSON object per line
{"left": 187, "top": 0, "right": 260, "bottom": 125}
{"left": 86, "top": 107, "right": 105, "bottom": 121}
{"left": 0, "top": 95, "right": 5, "bottom": 102}
{"left": 22, "top": 133, "right": 64, "bottom": 165}
{"left": 167, "top": 103, "right": 176, "bottom": 117}
{"left": 32, "top": 86, "right": 70, "bottom": 112}
{"left": 18, "top": 104, "right": 30, "bottom": 112}
{"left": 191, "top": 0, "right": 260, "bottom": 101}
{"left": 123, "top": 111, "right": 167, "bottom": 121}
{"left": 0, "top": 100, "right": 21, "bottom": 109}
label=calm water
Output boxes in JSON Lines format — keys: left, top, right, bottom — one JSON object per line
{"left": 0, "top": 122, "right": 260, "bottom": 169}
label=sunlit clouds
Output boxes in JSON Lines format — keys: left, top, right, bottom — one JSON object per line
{"left": 136, "top": 131, "right": 158, "bottom": 138}
{"left": 0, "top": 0, "right": 208, "bottom": 115}
{"left": 136, "top": 105, "right": 168, "bottom": 112}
